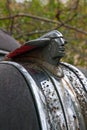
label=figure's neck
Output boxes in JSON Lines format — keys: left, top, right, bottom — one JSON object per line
{"left": 11, "top": 56, "right": 64, "bottom": 78}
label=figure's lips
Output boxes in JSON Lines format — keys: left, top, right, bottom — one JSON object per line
{"left": 58, "top": 47, "right": 65, "bottom": 52}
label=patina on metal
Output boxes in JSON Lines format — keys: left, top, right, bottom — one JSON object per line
{"left": 39, "top": 30, "right": 67, "bottom": 65}
{"left": 0, "top": 60, "right": 86, "bottom": 130}
{"left": 5, "top": 30, "right": 67, "bottom": 78}
{"left": 5, "top": 30, "right": 67, "bottom": 66}
{"left": 0, "top": 30, "right": 87, "bottom": 130}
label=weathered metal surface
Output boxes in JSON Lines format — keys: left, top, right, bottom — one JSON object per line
{"left": 0, "top": 30, "right": 86, "bottom": 130}
{"left": 0, "top": 50, "right": 9, "bottom": 61}
{"left": 0, "top": 61, "right": 86, "bottom": 130}
{"left": 60, "top": 62, "right": 87, "bottom": 129}
{"left": 0, "top": 62, "right": 40, "bottom": 130}
{"left": 6, "top": 30, "right": 67, "bottom": 66}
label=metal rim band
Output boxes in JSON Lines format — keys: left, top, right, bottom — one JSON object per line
{"left": 60, "top": 62, "right": 87, "bottom": 92}
{"left": 0, "top": 61, "right": 86, "bottom": 130}
{"left": 40, "top": 67, "right": 86, "bottom": 130}
{"left": 0, "top": 61, "right": 48, "bottom": 130}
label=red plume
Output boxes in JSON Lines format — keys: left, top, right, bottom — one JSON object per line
{"left": 7, "top": 45, "right": 37, "bottom": 58}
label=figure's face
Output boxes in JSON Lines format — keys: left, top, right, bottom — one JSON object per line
{"left": 49, "top": 37, "right": 66, "bottom": 59}
{"left": 41, "top": 30, "right": 67, "bottom": 65}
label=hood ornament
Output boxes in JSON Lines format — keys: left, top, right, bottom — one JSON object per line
{"left": 5, "top": 30, "right": 67, "bottom": 78}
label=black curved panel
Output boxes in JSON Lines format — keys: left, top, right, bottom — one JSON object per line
{"left": 0, "top": 30, "right": 20, "bottom": 52}
{"left": 0, "top": 63, "right": 40, "bottom": 130}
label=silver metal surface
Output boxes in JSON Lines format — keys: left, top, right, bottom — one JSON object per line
{"left": 60, "top": 62, "right": 87, "bottom": 129}
{"left": 1, "top": 61, "right": 86, "bottom": 130}
{"left": 0, "top": 50, "right": 9, "bottom": 55}
{"left": 1, "top": 61, "right": 49, "bottom": 130}
{"left": 0, "top": 50, "right": 9, "bottom": 60}
{"left": 41, "top": 79, "right": 67, "bottom": 130}
{"left": 61, "top": 62, "right": 87, "bottom": 92}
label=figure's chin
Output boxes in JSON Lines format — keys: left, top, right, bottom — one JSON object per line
{"left": 53, "top": 52, "right": 65, "bottom": 59}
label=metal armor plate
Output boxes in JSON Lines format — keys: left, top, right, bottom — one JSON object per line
{"left": 0, "top": 61, "right": 86, "bottom": 130}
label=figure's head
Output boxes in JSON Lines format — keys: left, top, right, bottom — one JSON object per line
{"left": 39, "top": 30, "right": 67, "bottom": 65}
{"left": 6, "top": 30, "right": 67, "bottom": 66}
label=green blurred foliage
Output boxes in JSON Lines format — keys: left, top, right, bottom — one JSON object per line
{"left": 0, "top": 0, "right": 87, "bottom": 68}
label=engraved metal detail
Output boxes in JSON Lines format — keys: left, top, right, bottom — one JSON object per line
{"left": 61, "top": 62, "right": 87, "bottom": 129}
{"left": 1, "top": 61, "right": 86, "bottom": 130}
{"left": 41, "top": 79, "right": 67, "bottom": 130}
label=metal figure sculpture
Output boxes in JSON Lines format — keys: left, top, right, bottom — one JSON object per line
{"left": 5, "top": 30, "right": 66, "bottom": 65}
{"left": 0, "top": 30, "right": 87, "bottom": 130}
{"left": 5, "top": 30, "right": 67, "bottom": 78}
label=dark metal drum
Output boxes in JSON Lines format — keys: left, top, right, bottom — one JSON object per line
{"left": 0, "top": 61, "right": 40, "bottom": 130}
{"left": 0, "top": 61, "right": 86, "bottom": 130}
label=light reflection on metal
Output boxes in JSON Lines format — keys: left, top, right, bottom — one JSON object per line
{"left": 0, "top": 50, "right": 9, "bottom": 55}
{"left": 61, "top": 62, "right": 87, "bottom": 92}
{"left": 1, "top": 61, "right": 87, "bottom": 130}
{"left": 1, "top": 61, "right": 49, "bottom": 130}
{"left": 60, "top": 62, "right": 87, "bottom": 129}
{"left": 0, "top": 50, "right": 9, "bottom": 61}
{"left": 41, "top": 79, "right": 67, "bottom": 130}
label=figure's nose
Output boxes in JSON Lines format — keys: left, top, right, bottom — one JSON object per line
{"left": 62, "top": 38, "right": 68, "bottom": 45}
{"left": 60, "top": 38, "right": 67, "bottom": 46}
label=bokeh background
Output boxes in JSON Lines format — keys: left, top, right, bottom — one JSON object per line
{"left": 0, "top": 0, "right": 87, "bottom": 68}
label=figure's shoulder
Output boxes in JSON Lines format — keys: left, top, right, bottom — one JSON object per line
{"left": 60, "top": 62, "right": 87, "bottom": 91}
